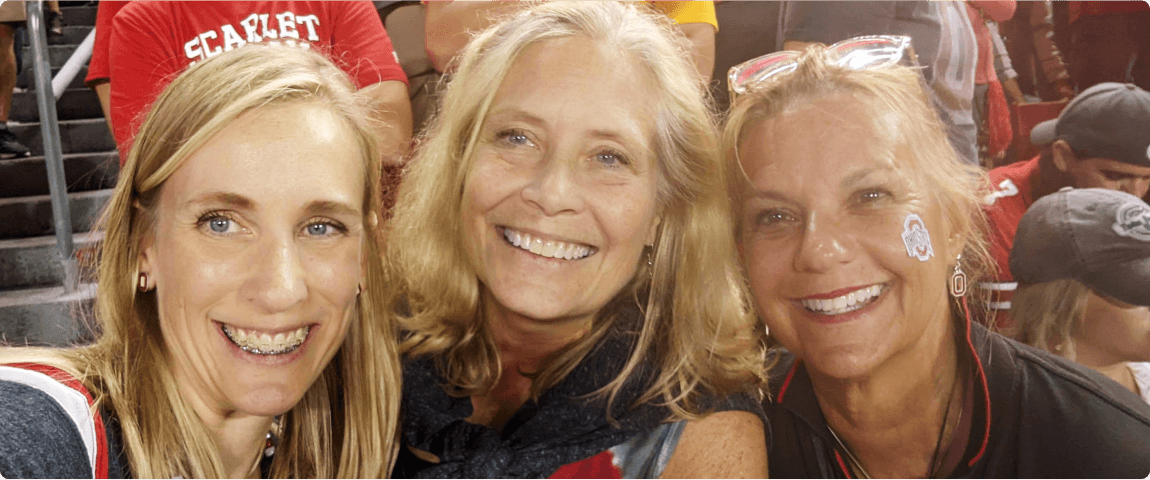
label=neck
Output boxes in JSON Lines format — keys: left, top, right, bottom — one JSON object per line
{"left": 483, "top": 296, "right": 593, "bottom": 375}
{"left": 171, "top": 367, "right": 274, "bottom": 478}
{"left": 1073, "top": 340, "right": 1139, "bottom": 394}
{"left": 1032, "top": 153, "right": 1070, "bottom": 200}
{"left": 469, "top": 294, "right": 594, "bottom": 430}
{"left": 812, "top": 310, "right": 964, "bottom": 478}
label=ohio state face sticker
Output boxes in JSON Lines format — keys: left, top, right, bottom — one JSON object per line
{"left": 902, "top": 213, "right": 934, "bottom": 261}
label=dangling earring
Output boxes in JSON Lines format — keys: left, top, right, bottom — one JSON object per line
{"left": 137, "top": 272, "right": 149, "bottom": 292}
{"left": 949, "top": 254, "right": 967, "bottom": 297}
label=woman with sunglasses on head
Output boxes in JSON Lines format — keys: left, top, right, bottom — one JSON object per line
{"left": 0, "top": 44, "right": 402, "bottom": 478}
{"left": 1011, "top": 188, "right": 1150, "bottom": 407}
{"left": 387, "top": 2, "right": 767, "bottom": 478}
{"left": 724, "top": 39, "right": 1150, "bottom": 478}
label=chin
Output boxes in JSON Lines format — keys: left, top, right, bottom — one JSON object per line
{"left": 801, "top": 345, "right": 887, "bottom": 381}
{"left": 233, "top": 384, "right": 310, "bottom": 417}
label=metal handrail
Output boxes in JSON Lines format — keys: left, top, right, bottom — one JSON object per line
{"left": 53, "top": 27, "right": 95, "bottom": 100}
{"left": 25, "top": 0, "right": 76, "bottom": 292}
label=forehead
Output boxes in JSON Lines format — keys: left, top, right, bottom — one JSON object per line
{"left": 161, "top": 102, "right": 365, "bottom": 210}
{"left": 737, "top": 95, "right": 903, "bottom": 189}
{"left": 490, "top": 36, "right": 658, "bottom": 140}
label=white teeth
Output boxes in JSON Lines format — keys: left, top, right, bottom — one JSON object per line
{"left": 221, "top": 324, "right": 310, "bottom": 355}
{"left": 800, "top": 284, "right": 884, "bottom": 315}
{"left": 501, "top": 227, "right": 595, "bottom": 261}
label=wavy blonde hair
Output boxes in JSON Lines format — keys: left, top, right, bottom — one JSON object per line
{"left": 1012, "top": 279, "right": 1091, "bottom": 359}
{"left": 388, "top": 1, "right": 765, "bottom": 419}
{"left": 0, "top": 44, "right": 401, "bottom": 477}
{"left": 722, "top": 45, "right": 996, "bottom": 330}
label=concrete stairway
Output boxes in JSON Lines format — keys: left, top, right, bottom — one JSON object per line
{"left": 0, "top": 4, "right": 116, "bottom": 347}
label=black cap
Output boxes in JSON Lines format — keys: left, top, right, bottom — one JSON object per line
{"left": 1029, "top": 82, "right": 1150, "bottom": 168}
{"left": 1010, "top": 188, "right": 1150, "bottom": 306}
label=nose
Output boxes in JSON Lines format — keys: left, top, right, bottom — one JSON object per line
{"left": 793, "top": 212, "right": 852, "bottom": 273}
{"left": 245, "top": 234, "right": 308, "bottom": 313}
{"left": 521, "top": 153, "right": 584, "bottom": 216}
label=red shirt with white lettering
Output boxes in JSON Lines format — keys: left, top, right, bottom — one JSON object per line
{"left": 982, "top": 156, "right": 1040, "bottom": 330}
{"left": 108, "top": 1, "right": 407, "bottom": 163}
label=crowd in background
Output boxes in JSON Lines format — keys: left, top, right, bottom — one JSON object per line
{"left": 0, "top": 1, "right": 1149, "bottom": 478}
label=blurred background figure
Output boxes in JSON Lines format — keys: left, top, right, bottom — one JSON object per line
{"left": 1067, "top": 1, "right": 1150, "bottom": 91}
{"left": 107, "top": 1, "right": 411, "bottom": 165}
{"left": 1000, "top": 0, "right": 1074, "bottom": 102}
{"left": 1011, "top": 188, "right": 1150, "bottom": 406}
{"left": 779, "top": 0, "right": 981, "bottom": 166}
{"left": 0, "top": 0, "right": 29, "bottom": 158}
{"left": 982, "top": 82, "right": 1150, "bottom": 330}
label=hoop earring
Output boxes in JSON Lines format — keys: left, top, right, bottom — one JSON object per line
{"left": 949, "top": 254, "right": 967, "bottom": 297}
{"left": 137, "top": 272, "right": 149, "bottom": 292}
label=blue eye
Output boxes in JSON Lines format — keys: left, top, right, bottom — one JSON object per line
{"left": 307, "top": 223, "right": 329, "bottom": 236}
{"left": 209, "top": 218, "right": 230, "bottom": 233}
{"left": 595, "top": 149, "right": 630, "bottom": 167}
{"left": 497, "top": 128, "right": 533, "bottom": 147}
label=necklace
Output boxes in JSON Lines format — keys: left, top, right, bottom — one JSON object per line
{"left": 826, "top": 373, "right": 963, "bottom": 479}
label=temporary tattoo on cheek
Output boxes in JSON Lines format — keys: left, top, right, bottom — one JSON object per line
{"left": 901, "top": 213, "right": 934, "bottom": 262}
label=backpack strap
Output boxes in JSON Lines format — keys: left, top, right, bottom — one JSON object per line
{"left": 0, "top": 363, "right": 109, "bottom": 479}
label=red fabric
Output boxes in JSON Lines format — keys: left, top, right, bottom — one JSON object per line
{"left": 982, "top": 156, "right": 1040, "bottom": 330}
{"left": 1070, "top": 1, "right": 1150, "bottom": 24}
{"left": 966, "top": 1, "right": 1017, "bottom": 84}
{"left": 986, "top": 80, "right": 1013, "bottom": 157}
{"left": 776, "top": 360, "right": 800, "bottom": 403}
{"left": 548, "top": 450, "right": 623, "bottom": 479}
{"left": 108, "top": 1, "right": 408, "bottom": 164}
{"left": 84, "top": 1, "right": 128, "bottom": 87}
{"left": 5, "top": 363, "right": 109, "bottom": 479}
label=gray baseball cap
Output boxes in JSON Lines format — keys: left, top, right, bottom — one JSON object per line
{"left": 1029, "top": 83, "right": 1150, "bottom": 168}
{"left": 1010, "top": 187, "right": 1150, "bottom": 306}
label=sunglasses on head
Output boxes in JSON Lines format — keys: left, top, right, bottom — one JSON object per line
{"left": 727, "top": 35, "right": 919, "bottom": 101}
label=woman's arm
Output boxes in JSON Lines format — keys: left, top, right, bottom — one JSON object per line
{"left": 0, "top": 380, "right": 98, "bottom": 478}
{"left": 659, "top": 410, "right": 768, "bottom": 478}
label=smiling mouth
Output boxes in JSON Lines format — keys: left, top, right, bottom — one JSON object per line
{"left": 799, "top": 284, "right": 886, "bottom": 316}
{"left": 221, "top": 323, "right": 310, "bottom": 355}
{"left": 500, "top": 227, "right": 597, "bottom": 260}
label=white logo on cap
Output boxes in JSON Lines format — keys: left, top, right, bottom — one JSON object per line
{"left": 1113, "top": 202, "right": 1150, "bottom": 242}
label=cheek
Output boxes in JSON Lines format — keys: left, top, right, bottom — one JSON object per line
{"left": 302, "top": 244, "right": 362, "bottom": 307}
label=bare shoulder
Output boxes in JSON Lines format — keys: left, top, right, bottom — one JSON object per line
{"left": 659, "top": 410, "right": 768, "bottom": 479}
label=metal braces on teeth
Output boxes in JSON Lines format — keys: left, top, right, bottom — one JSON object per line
{"left": 222, "top": 326, "right": 304, "bottom": 356}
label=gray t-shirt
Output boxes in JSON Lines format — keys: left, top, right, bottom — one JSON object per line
{"left": 780, "top": 1, "right": 979, "bottom": 165}
{"left": 0, "top": 376, "right": 126, "bottom": 479}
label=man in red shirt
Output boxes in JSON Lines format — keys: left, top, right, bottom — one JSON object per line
{"left": 982, "top": 82, "right": 1150, "bottom": 331}
{"left": 106, "top": 2, "right": 411, "bottom": 165}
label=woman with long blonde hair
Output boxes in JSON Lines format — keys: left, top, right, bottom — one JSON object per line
{"left": 387, "top": 2, "right": 767, "bottom": 477}
{"left": 0, "top": 44, "right": 401, "bottom": 478}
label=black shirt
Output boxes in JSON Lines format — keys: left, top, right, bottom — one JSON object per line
{"left": 764, "top": 319, "right": 1150, "bottom": 478}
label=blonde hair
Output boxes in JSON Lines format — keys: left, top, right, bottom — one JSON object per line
{"left": 1012, "top": 279, "right": 1091, "bottom": 359}
{"left": 722, "top": 45, "right": 996, "bottom": 328}
{"left": 1, "top": 44, "right": 400, "bottom": 477}
{"left": 388, "top": 1, "right": 765, "bottom": 418}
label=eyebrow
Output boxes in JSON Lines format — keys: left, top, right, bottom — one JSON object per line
{"left": 187, "top": 192, "right": 360, "bottom": 217}
{"left": 840, "top": 166, "right": 898, "bottom": 189}
{"left": 187, "top": 191, "right": 255, "bottom": 210}
{"left": 303, "top": 200, "right": 361, "bottom": 218}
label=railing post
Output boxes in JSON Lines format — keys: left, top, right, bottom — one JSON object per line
{"left": 25, "top": 0, "right": 76, "bottom": 292}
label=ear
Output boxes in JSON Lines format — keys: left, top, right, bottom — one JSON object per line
{"left": 1051, "top": 140, "right": 1075, "bottom": 173}
{"left": 137, "top": 232, "right": 156, "bottom": 290}
{"left": 645, "top": 213, "right": 662, "bottom": 246}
